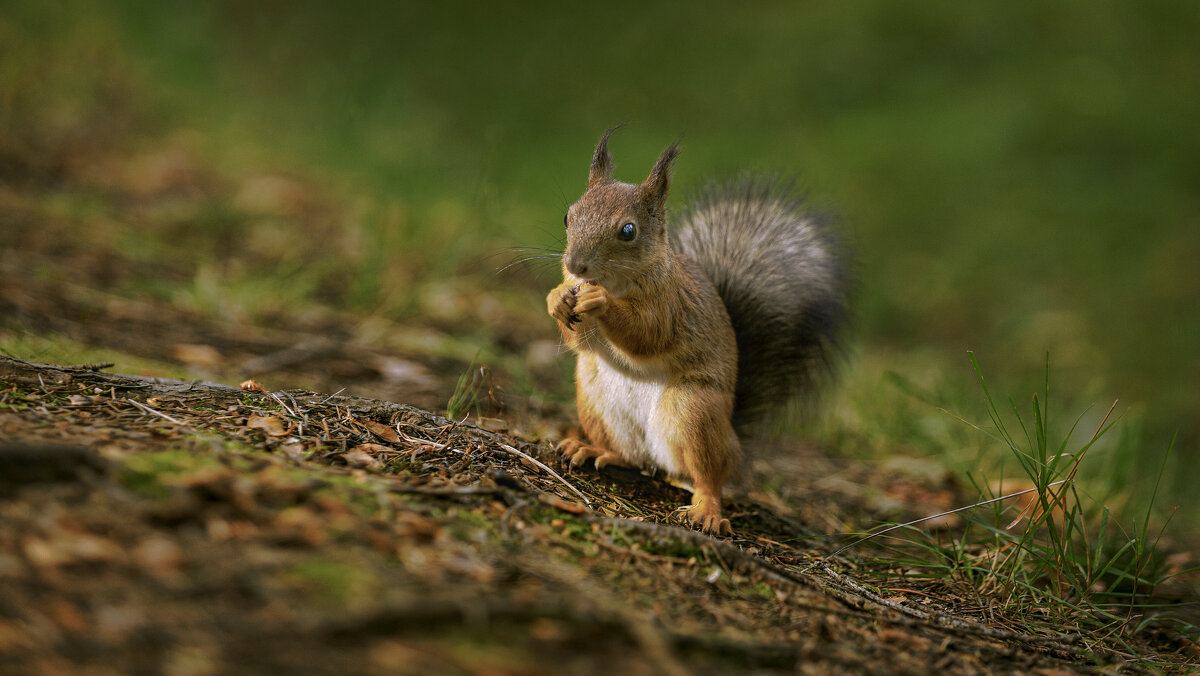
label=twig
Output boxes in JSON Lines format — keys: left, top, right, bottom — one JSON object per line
{"left": 400, "top": 432, "right": 465, "bottom": 455}
{"left": 499, "top": 444, "right": 591, "bottom": 508}
{"left": 127, "top": 398, "right": 186, "bottom": 425}
{"left": 268, "top": 391, "right": 297, "bottom": 418}
{"left": 318, "top": 387, "right": 347, "bottom": 405}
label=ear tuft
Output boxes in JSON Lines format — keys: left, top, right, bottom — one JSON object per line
{"left": 640, "top": 142, "right": 681, "bottom": 211}
{"left": 588, "top": 126, "right": 622, "bottom": 188}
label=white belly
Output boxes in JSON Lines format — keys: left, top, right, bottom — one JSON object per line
{"left": 588, "top": 356, "right": 678, "bottom": 475}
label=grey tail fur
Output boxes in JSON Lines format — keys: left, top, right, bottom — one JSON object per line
{"left": 671, "top": 177, "right": 851, "bottom": 435}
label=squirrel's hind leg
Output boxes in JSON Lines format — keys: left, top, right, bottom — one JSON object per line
{"left": 659, "top": 385, "right": 739, "bottom": 537}
{"left": 676, "top": 490, "right": 732, "bottom": 536}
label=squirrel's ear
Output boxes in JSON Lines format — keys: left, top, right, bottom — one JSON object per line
{"left": 588, "top": 127, "right": 618, "bottom": 188}
{"left": 640, "top": 142, "right": 680, "bottom": 210}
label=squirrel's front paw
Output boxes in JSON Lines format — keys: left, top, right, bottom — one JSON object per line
{"left": 573, "top": 283, "right": 608, "bottom": 320}
{"left": 547, "top": 284, "right": 580, "bottom": 330}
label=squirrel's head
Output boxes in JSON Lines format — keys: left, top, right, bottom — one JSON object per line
{"left": 562, "top": 128, "right": 680, "bottom": 296}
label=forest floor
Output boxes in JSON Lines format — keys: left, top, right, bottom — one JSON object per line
{"left": 2, "top": 113, "right": 1198, "bottom": 675}
{"left": 1, "top": 354, "right": 1197, "bottom": 674}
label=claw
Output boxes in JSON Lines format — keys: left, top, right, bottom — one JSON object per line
{"left": 556, "top": 438, "right": 628, "bottom": 471}
{"left": 676, "top": 497, "right": 732, "bottom": 536}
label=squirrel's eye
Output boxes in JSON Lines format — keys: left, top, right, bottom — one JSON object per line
{"left": 618, "top": 222, "right": 636, "bottom": 241}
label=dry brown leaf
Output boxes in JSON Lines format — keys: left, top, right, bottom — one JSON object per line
{"left": 538, "top": 493, "right": 587, "bottom": 514}
{"left": 358, "top": 419, "right": 401, "bottom": 444}
{"left": 240, "top": 379, "right": 266, "bottom": 392}
{"left": 246, "top": 415, "right": 289, "bottom": 437}
{"left": 344, "top": 445, "right": 384, "bottom": 469}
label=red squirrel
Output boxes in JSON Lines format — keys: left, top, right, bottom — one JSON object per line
{"left": 547, "top": 128, "right": 849, "bottom": 534}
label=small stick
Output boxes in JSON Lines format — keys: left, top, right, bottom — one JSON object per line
{"left": 400, "top": 432, "right": 465, "bottom": 455}
{"left": 499, "top": 444, "right": 591, "bottom": 508}
{"left": 318, "top": 387, "right": 347, "bottom": 405}
{"left": 128, "top": 399, "right": 186, "bottom": 426}
{"left": 268, "top": 391, "right": 297, "bottom": 418}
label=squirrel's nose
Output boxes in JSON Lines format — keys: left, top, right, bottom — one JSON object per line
{"left": 566, "top": 257, "right": 589, "bottom": 277}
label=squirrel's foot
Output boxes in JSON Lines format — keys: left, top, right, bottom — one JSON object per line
{"left": 556, "top": 438, "right": 629, "bottom": 470}
{"left": 676, "top": 491, "right": 732, "bottom": 536}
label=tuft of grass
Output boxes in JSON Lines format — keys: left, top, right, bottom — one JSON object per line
{"left": 848, "top": 353, "right": 1194, "bottom": 641}
{"left": 446, "top": 355, "right": 492, "bottom": 422}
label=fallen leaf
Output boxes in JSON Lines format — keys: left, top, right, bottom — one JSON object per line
{"left": 359, "top": 419, "right": 401, "bottom": 444}
{"left": 538, "top": 493, "right": 587, "bottom": 514}
{"left": 247, "top": 415, "right": 290, "bottom": 436}
{"left": 240, "top": 379, "right": 266, "bottom": 392}
{"left": 344, "top": 446, "right": 384, "bottom": 469}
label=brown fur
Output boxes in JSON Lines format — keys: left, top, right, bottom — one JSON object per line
{"left": 546, "top": 129, "right": 740, "bottom": 535}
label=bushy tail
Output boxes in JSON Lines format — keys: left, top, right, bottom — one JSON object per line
{"left": 671, "top": 177, "right": 851, "bottom": 434}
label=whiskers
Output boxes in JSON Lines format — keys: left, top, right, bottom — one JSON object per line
{"left": 558, "top": 321, "right": 601, "bottom": 354}
{"left": 604, "top": 260, "right": 641, "bottom": 278}
{"left": 489, "top": 246, "right": 563, "bottom": 278}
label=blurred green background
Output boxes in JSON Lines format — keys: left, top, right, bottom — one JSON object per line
{"left": 3, "top": 2, "right": 1197, "bottom": 523}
